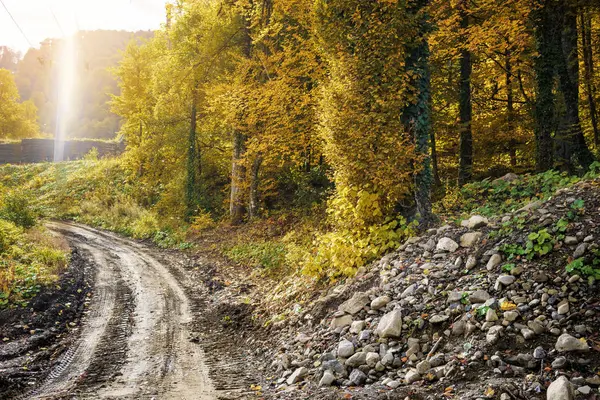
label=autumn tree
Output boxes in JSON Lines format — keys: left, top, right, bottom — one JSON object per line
{"left": 0, "top": 69, "right": 39, "bottom": 139}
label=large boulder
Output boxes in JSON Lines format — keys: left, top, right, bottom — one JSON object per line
{"left": 555, "top": 334, "right": 589, "bottom": 352}
{"left": 338, "top": 292, "right": 370, "bottom": 315}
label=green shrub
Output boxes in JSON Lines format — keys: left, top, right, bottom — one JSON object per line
{"left": 226, "top": 241, "right": 287, "bottom": 274}
{"left": 1, "top": 191, "right": 37, "bottom": 228}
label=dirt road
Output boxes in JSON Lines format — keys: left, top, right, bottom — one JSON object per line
{"left": 25, "top": 222, "right": 217, "bottom": 399}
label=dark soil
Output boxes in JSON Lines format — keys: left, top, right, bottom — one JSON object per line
{"left": 0, "top": 249, "right": 93, "bottom": 399}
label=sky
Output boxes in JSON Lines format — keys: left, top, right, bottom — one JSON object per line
{"left": 0, "top": 0, "right": 169, "bottom": 54}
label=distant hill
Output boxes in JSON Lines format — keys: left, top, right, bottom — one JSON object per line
{"left": 15, "top": 30, "right": 154, "bottom": 139}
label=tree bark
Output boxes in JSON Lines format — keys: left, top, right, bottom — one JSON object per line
{"left": 581, "top": 9, "right": 599, "bottom": 148}
{"left": 458, "top": 1, "right": 473, "bottom": 186}
{"left": 506, "top": 52, "right": 517, "bottom": 167}
{"left": 230, "top": 130, "right": 247, "bottom": 225}
{"left": 185, "top": 89, "right": 198, "bottom": 221}
{"left": 532, "top": 2, "right": 557, "bottom": 171}
{"left": 555, "top": 1, "right": 595, "bottom": 170}
{"left": 248, "top": 154, "right": 263, "bottom": 219}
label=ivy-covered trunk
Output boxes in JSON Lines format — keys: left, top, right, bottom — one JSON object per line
{"left": 402, "top": 0, "right": 434, "bottom": 224}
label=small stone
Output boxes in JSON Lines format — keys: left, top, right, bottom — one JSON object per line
{"left": 366, "top": 352, "right": 380, "bottom": 368}
{"left": 486, "top": 309, "right": 498, "bottom": 322}
{"left": 487, "top": 326, "right": 503, "bottom": 344}
{"left": 386, "top": 380, "right": 401, "bottom": 389}
{"left": 437, "top": 238, "right": 459, "bottom": 252}
{"left": 486, "top": 254, "right": 502, "bottom": 271}
{"left": 533, "top": 346, "right": 546, "bottom": 359}
{"left": 578, "top": 386, "right": 591, "bottom": 395}
{"left": 504, "top": 311, "right": 519, "bottom": 322}
{"left": 558, "top": 302, "right": 570, "bottom": 315}
{"left": 465, "top": 255, "right": 477, "bottom": 270}
{"left": 401, "top": 284, "right": 417, "bottom": 298}
{"left": 460, "top": 232, "right": 482, "bottom": 248}
{"left": 350, "top": 320, "right": 365, "bottom": 334}
{"left": 349, "top": 369, "right": 367, "bottom": 385}
{"left": 330, "top": 315, "right": 353, "bottom": 329}
{"left": 416, "top": 360, "right": 431, "bottom": 375}
{"left": 552, "top": 356, "right": 567, "bottom": 369}
{"left": 521, "top": 328, "right": 535, "bottom": 340}
{"left": 573, "top": 243, "right": 587, "bottom": 259}
{"left": 547, "top": 376, "right": 574, "bottom": 400}
{"left": 375, "top": 310, "right": 403, "bottom": 338}
{"left": 430, "top": 314, "right": 449, "bottom": 324}
{"left": 286, "top": 367, "right": 308, "bottom": 385}
{"left": 555, "top": 334, "right": 589, "bottom": 352}
{"left": 461, "top": 215, "right": 489, "bottom": 229}
{"left": 339, "top": 292, "right": 371, "bottom": 315}
{"left": 564, "top": 236, "right": 578, "bottom": 245}
{"left": 371, "top": 296, "right": 391, "bottom": 310}
{"left": 469, "top": 290, "right": 490, "bottom": 304}
{"left": 345, "top": 352, "right": 367, "bottom": 367}
{"left": 405, "top": 370, "right": 421, "bottom": 384}
{"left": 319, "top": 370, "right": 335, "bottom": 387}
{"left": 338, "top": 340, "right": 355, "bottom": 358}
{"left": 497, "top": 275, "right": 516, "bottom": 286}
{"left": 447, "top": 291, "right": 463, "bottom": 303}
{"left": 452, "top": 320, "right": 466, "bottom": 336}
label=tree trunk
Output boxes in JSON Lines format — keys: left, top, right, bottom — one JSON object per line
{"left": 581, "top": 9, "right": 599, "bottom": 148}
{"left": 230, "top": 130, "right": 247, "bottom": 225}
{"left": 185, "top": 89, "right": 198, "bottom": 221}
{"left": 458, "top": 1, "right": 473, "bottom": 186}
{"left": 532, "top": 2, "right": 557, "bottom": 171}
{"left": 402, "top": 0, "right": 434, "bottom": 224}
{"left": 555, "top": 1, "right": 595, "bottom": 170}
{"left": 248, "top": 154, "right": 263, "bottom": 219}
{"left": 506, "top": 52, "right": 517, "bottom": 167}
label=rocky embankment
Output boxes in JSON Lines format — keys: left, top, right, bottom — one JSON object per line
{"left": 260, "top": 180, "right": 600, "bottom": 399}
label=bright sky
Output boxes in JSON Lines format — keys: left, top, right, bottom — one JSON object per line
{"left": 0, "top": 0, "right": 169, "bottom": 54}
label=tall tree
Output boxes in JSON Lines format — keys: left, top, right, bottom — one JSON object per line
{"left": 457, "top": 0, "right": 473, "bottom": 185}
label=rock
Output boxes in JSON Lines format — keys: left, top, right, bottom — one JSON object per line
{"left": 469, "top": 290, "right": 490, "bottom": 304}
{"left": 319, "top": 370, "right": 335, "bottom": 387}
{"left": 371, "top": 295, "right": 391, "bottom": 310}
{"left": 465, "top": 255, "right": 477, "bottom": 270}
{"left": 437, "top": 237, "right": 459, "bottom": 252}
{"left": 564, "top": 236, "right": 578, "bottom": 245}
{"left": 533, "top": 346, "right": 546, "bottom": 359}
{"left": 447, "top": 291, "right": 463, "bottom": 303}
{"left": 350, "top": 320, "right": 365, "bottom": 334}
{"left": 557, "top": 302, "right": 569, "bottom": 315}
{"left": 366, "top": 352, "right": 380, "bottom": 367}
{"left": 497, "top": 275, "right": 516, "bottom": 286}
{"left": 547, "top": 376, "right": 574, "bottom": 400}
{"left": 486, "top": 254, "right": 502, "bottom": 271}
{"left": 339, "top": 292, "right": 370, "bottom": 315}
{"left": 573, "top": 243, "right": 587, "bottom": 259}
{"left": 330, "top": 315, "right": 353, "bottom": 329}
{"left": 430, "top": 314, "right": 450, "bottom": 324}
{"left": 287, "top": 367, "right": 308, "bottom": 385}
{"left": 552, "top": 356, "right": 567, "bottom": 369}
{"left": 555, "top": 334, "right": 589, "bottom": 352}
{"left": 578, "top": 386, "right": 591, "bottom": 395}
{"left": 461, "top": 215, "right": 489, "bottom": 229}
{"left": 349, "top": 369, "right": 367, "bottom": 386}
{"left": 401, "top": 284, "right": 417, "bottom": 298}
{"left": 487, "top": 326, "right": 503, "bottom": 344}
{"left": 405, "top": 370, "right": 421, "bottom": 384}
{"left": 504, "top": 311, "right": 519, "bottom": 322}
{"left": 460, "top": 232, "right": 482, "bottom": 248}
{"left": 528, "top": 320, "right": 545, "bottom": 335}
{"left": 416, "top": 360, "right": 431, "bottom": 375}
{"left": 345, "top": 352, "right": 367, "bottom": 367}
{"left": 452, "top": 320, "right": 466, "bottom": 336}
{"left": 375, "top": 310, "right": 403, "bottom": 338}
{"left": 522, "top": 328, "right": 535, "bottom": 340}
{"left": 486, "top": 309, "right": 498, "bottom": 322}
{"left": 338, "top": 340, "right": 355, "bottom": 358}
{"left": 386, "top": 380, "right": 401, "bottom": 389}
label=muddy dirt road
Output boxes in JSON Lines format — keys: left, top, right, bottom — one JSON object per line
{"left": 25, "top": 222, "right": 218, "bottom": 399}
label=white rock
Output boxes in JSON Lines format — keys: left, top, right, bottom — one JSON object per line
{"left": 319, "top": 370, "right": 335, "bottom": 387}
{"left": 461, "top": 215, "right": 489, "bottom": 229}
{"left": 486, "top": 254, "right": 502, "bottom": 270}
{"left": 547, "top": 376, "right": 574, "bottom": 400}
{"left": 366, "top": 352, "right": 380, "bottom": 368}
{"left": 555, "top": 334, "right": 589, "bottom": 352}
{"left": 371, "top": 295, "right": 391, "bottom": 310}
{"left": 375, "top": 310, "right": 403, "bottom": 338}
{"left": 349, "top": 320, "right": 365, "bottom": 334}
{"left": 460, "top": 232, "right": 482, "bottom": 247}
{"left": 405, "top": 369, "right": 421, "bottom": 384}
{"left": 337, "top": 340, "right": 355, "bottom": 358}
{"left": 416, "top": 360, "right": 431, "bottom": 374}
{"left": 338, "top": 292, "right": 370, "bottom": 315}
{"left": 330, "top": 315, "right": 353, "bottom": 329}
{"left": 437, "top": 237, "right": 459, "bottom": 252}
{"left": 286, "top": 367, "right": 308, "bottom": 385}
